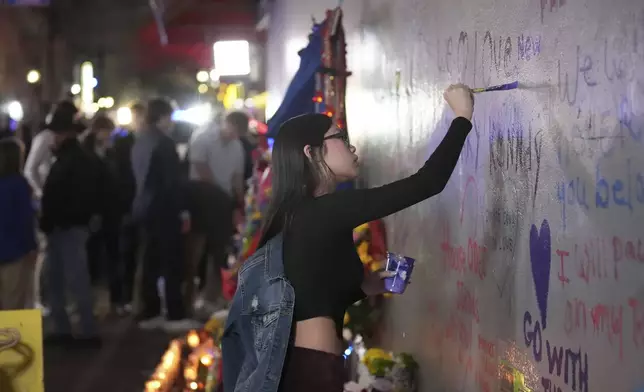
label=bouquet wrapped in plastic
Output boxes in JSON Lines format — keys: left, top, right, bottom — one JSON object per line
{"left": 345, "top": 347, "right": 418, "bottom": 392}
{"left": 344, "top": 220, "right": 388, "bottom": 343}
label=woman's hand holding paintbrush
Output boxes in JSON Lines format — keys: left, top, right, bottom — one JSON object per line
{"left": 444, "top": 83, "right": 475, "bottom": 121}
{"left": 444, "top": 80, "right": 529, "bottom": 121}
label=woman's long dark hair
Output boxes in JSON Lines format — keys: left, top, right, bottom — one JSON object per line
{"left": 258, "top": 114, "right": 333, "bottom": 247}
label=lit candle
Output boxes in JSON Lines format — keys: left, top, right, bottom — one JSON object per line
{"left": 145, "top": 340, "right": 185, "bottom": 392}
{"left": 145, "top": 380, "right": 161, "bottom": 391}
{"left": 184, "top": 367, "right": 197, "bottom": 380}
{"left": 200, "top": 355, "right": 213, "bottom": 366}
{"left": 187, "top": 331, "right": 200, "bottom": 348}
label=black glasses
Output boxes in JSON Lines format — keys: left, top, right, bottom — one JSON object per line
{"left": 323, "top": 130, "right": 350, "bottom": 146}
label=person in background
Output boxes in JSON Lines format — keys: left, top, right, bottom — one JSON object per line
{"left": 112, "top": 102, "right": 145, "bottom": 311}
{"left": 24, "top": 107, "right": 57, "bottom": 315}
{"left": 131, "top": 98, "right": 198, "bottom": 332}
{"left": 24, "top": 123, "right": 54, "bottom": 200}
{"left": 228, "top": 111, "right": 256, "bottom": 241}
{"left": 131, "top": 102, "right": 146, "bottom": 133}
{"left": 186, "top": 111, "right": 245, "bottom": 314}
{"left": 80, "top": 115, "right": 114, "bottom": 156}
{"left": 229, "top": 111, "right": 257, "bottom": 186}
{"left": 0, "top": 137, "right": 38, "bottom": 310}
{"left": 81, "top": 115, "right": 124, "bottom": 314}
{"left": 40, "top": 101, "right": 104, "bottom": 347}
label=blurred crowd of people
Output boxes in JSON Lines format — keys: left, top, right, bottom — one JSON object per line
{"left": 0, "top": 98, "right": 256, "bottom": 348}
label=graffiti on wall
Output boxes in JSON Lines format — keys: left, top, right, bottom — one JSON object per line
{"left": 410, "top": 5, "right": 642, "bottom": 389}
{"left": 420, "top": 3, "right": 642, "bottom": 390}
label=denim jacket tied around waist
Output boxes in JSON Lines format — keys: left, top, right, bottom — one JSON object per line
{"left": 222, "top": 233, "right": 295, "bottom": 392}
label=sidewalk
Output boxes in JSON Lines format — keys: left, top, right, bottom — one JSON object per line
{"left": 44, "top": 316, "right": 171, "bottom": 392}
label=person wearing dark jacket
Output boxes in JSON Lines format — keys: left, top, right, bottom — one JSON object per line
{"left": 108, "top": 102, "right": 145, "bottom": 310}
{"left": 131, "top": 98, "right": 199, "bottom": 333}
{"left": 81, "top": 115, "right": 124, "bottom": 312}
{"left": 40, "top": 101, "right": 103, "bottom": 347}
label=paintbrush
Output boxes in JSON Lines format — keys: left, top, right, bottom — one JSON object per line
{"left": 471, "top": 81, "right": 519, "bottom": 93}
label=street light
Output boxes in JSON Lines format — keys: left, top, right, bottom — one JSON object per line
{"left": 198, "top": 84, "right": 209, "bottom": 94}
{"left": 103, "top": 97, "right": 114, "bottom": 109}
{"left": 213, "top": 41, "right": 250, "bottom": 76}
{"left": 117, "top": 107, "right": 132, "bottom": 125}
{"left": 70, "top": 84, "right": 81, "bottom": 95}
{"left": 196, "top": 71, "right": 209, "bottom": 83}
{"left": 7, "top": 101, "right": 24, "bottom": 121}
{"left": 81, "top": 62, "right": 95, "bottom": 114}
{"left": 97, "top": 97, "right": 115, "bottom": 109}
{"left": 27, "top": 70, "right": 41, "bottom": 84}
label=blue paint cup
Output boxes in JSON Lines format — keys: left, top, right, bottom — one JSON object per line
{"left": 383, "top": 252, "right": 415, "bottom": 294}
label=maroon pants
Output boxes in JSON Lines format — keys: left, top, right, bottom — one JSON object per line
{"left": 279, "top": 347, "right": 346, "bottom": 392}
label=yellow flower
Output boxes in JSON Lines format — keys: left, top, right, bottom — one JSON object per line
{"left": 205, "top": 317, "right": 222, "bottom": 330}
{"left": 362, "top": 348, "right": 392, "bottom": 364}
{"left": 205, "top": 318, "right": 224, "bottom": 340}
{"left": 354, "top": 223, "right": 370, "bottom": 234}
{"left": 357, "top": 242, "right": 373, "bottom": 264}
{"left": 362, "top": 348, "right": 394, "bottom": 376}
{"left": 369, "top": 259, "right": 384, "bottom": 272}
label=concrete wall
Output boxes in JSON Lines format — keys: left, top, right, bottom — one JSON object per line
{"left": 266, "top": 0, "right": 644, "bottom": 391}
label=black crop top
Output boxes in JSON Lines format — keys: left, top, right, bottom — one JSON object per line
{"left": 283, "top": 117, "right": 473, "bottom": 338}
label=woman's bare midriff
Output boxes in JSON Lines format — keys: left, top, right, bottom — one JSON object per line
{"left": 293, "top": 317, "right": 343, "bottom": 355}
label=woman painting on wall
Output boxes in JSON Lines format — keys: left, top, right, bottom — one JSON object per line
{"left": 223, "top": 84, "right": 475, "bottom": 392}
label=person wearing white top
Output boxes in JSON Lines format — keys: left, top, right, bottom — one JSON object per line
{"left": 23, "top": 128, "right": 56, "bottom": 316}
{"left": 189, "top": 122, "right": 245, "bottom": 199}
{"left": 24, "top": 128, "right": 55, "bottom": 199}
{"left": 185, "top": 112, "right": 246, "bottom": 314}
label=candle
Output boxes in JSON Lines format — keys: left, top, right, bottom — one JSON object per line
{"left": 200, "top": 355, "right": 213, "bottom": 366}
{"left": 145, "top": 380, "right": 161, "bottom": 391}
{"left": 184, "top": 367, "right": 197, "bottom": 380}
{"left": 187, "top": 331, "right": 200, "bottom": 348}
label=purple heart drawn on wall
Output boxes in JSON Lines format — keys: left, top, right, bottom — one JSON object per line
{"left": 529, "top": 219, "right": 551, "bottom": 330}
